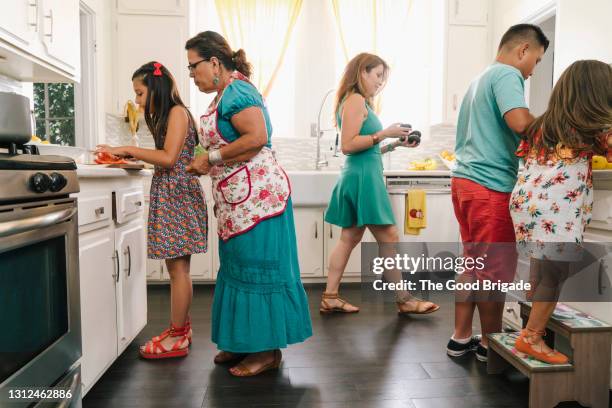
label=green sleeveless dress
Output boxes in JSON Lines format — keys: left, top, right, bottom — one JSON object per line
{"left": 324, "top": 102, "right": 395, "bottom": 227}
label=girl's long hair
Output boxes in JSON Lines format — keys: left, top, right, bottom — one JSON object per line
{"left": 132, "top": 62, "right": 196, "bottom": 149}
{"left": 526, "top": 60, "right": 612, "bottom": 156}
{"left": 333, "top": 53, "right": 389, "bottom": 124}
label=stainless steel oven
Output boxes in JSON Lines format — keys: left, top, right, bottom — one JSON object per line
{"left": 0, "top": 146, "right": 82, "bottom": 407}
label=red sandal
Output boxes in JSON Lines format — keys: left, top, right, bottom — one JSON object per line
{"left": 149, "top": 317, "right": 192, "bottom": 346}
{"left": 139, "top": 324, "right": 190, "bottom": 359}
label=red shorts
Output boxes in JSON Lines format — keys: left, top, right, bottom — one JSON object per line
{"left": 451, "top": 177, "right": 517, "bottom": 283}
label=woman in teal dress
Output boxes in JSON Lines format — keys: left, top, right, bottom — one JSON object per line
{"left": 321, "top": 53, "right": 440, "bottom": 315}
{"left": 185, "top": 31, "right": 312, "bottom": 376}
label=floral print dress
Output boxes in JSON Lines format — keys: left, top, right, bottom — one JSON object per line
{"left": 148, "top": 123, "right": 208, "bottom": 259}
{"left": 509, "top": 131, "right": 609, "bottom": 260}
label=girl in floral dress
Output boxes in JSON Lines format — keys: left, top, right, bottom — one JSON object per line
{"left": 97, "top": 61, "right": 208, "bottom": 359}
{"left": 509, "top": 60, "right": 611, "bottom": 364}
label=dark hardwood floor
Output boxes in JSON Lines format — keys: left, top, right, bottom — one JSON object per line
{"left": 83, "top": 284, "right": 594, "bottom": 408}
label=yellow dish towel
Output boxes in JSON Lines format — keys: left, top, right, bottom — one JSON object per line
{"left": 404, "top": 189, "right": 427, "bottom": 235}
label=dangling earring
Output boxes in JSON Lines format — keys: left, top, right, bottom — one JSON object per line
{"left": 213, "top": 76, "right": 219, "bottom": 85}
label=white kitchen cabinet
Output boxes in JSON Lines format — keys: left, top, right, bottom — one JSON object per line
{"left": 115, "top": 219, "right": 147, "bottom": 354}
{"left": 448, "top": 0, "right": 489, "bottom": 26}
{"left": 444, "top": 24, "right": 490, "bottom": 124}
{"left": 190, "top": 250, "right": 213, "bottom": 280}
{"left": 78, "top": 227, "right": 117, "bottom": 395}
{"left": 0, "top": 0, "right": 36, "bottom": 48}
{"left": 75, "top": 170, "right": 149, "bottom": 395}
{"left": 40, "top": 0, "right": 80, "bottom": 73}
{"left": 294, "top": 208, "right": 324, "bottom": 277}
{"left": 0, "top": 0, "right": 80, "bottom": 81}
{"left": 117, "top": 0, "right": 187, "bottom": 16}
{"left": 113, "top": 12, "right": 189, "bottom": 113}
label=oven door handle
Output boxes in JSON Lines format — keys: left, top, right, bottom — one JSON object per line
{"left": 0, "top": 207, "right": 76, "bottom": 237}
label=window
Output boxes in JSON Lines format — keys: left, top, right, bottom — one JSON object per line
{"left": 33, "top": 83, "right": 75, "bottom": 146}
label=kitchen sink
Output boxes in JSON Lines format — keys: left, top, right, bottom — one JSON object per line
{"left": 286, "top": 170, "right": 340, "bottom": 206}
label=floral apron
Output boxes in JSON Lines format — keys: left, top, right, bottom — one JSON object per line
{"left": 199, "top": 73, "right": 290, "bottom": 241}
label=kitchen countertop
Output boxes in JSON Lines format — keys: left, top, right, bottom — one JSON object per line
{"left": 384, "top": 169, "right": 451, "bottom": 177}
{"left": 77, "top": 164, "right": 152, "bottom": 178}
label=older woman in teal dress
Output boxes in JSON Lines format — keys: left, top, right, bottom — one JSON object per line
{"left": 322, "top": 53, "right": 440, "bottom": 315}
{"left": 185, "top": 31, "right": 312, "bottom": 376}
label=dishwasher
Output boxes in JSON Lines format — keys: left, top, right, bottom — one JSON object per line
{"left": 386, "top": 175, "right": 460, "bottom": 243}
{"left": 385, "top": 175, "right": 462, "bottom": 280}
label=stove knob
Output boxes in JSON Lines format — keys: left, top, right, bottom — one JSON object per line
{"left": 29, "top": 172, "right": 51, "bottom": 193}
{"left": 49, "top": 172, "right": 67, "bottom": 192}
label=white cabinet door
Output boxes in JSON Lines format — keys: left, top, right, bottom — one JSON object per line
{"left": 324, "top": 223, "right": 363, "bottom": 277}
{"left": 79, "top": 228, "right": 118, "bottom": 393}
{"left": 114, "top": 13, "right": 189, "bottom": 113}
{"left": 293, "top": 208, "right": 324, "bottom": 277}
{"left": 117, "top": 0, "right": 187, "bottom": 16}
{"left": 445, "top": 25, "right": 489, "bottom": 124}
{"left": 0, "top": 0, "right": 36, "bottom": 48}
{"left": 115, "top": 220, "right": 147, "bottom": 353}
{"left": 40, "top": 0, "right": 80, "bottom": 73}
{"left": 190, "top": 251, "right": 213, "bottom": 280}
{"left": 448, "top": 0, "right": 489, "bottom": 26}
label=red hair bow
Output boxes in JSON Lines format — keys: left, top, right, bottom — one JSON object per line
{"left": 153, "top": 62, "right": 163, "bottom": 76}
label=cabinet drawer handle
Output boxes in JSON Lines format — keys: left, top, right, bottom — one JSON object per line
{"left": 28, "top": 1, "right": 39, "bottom": 31}
{"left": 505, "top": 307, "right": 517, "bottom": 315}
{"left": 125, "top": 245, "right": 132, "bottom": 277}
{"left": 453, "top": 94, "right": 458, "bottom": 111}
{"left": 314, "top": 221, "right": 318, "bottom": 239}
{"left": 330, "top": 225, "right": 333, "bottom": 239}
{"left": 113, "top": 250, "right": 120, "bottom": 282}
{"left": 94, "top": 206, "right": 105, "bottom": 216}
{"left": 134, "top": 201, "right": 142, "bottom": 207}
{"left": 44, "top": 9, "right": 53, "bottom": 42}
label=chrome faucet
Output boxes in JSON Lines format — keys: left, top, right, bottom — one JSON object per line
{"left": 315, "top": 88, "right": 336, "bottom": 170}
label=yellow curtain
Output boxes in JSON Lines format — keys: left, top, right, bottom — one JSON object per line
{"left": 331, "top": 0, "right": 412, "bottom": 112}
{"left": 214, "top": 0, "right": 303, "bottom": 97}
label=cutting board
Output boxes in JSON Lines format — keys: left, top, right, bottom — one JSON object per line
{"left": 101, "top": 162, "right": 146, "bottom": 170}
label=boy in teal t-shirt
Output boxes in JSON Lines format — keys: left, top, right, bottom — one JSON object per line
{"left": 447, "top": 24, "right": 549, "bottom": 363}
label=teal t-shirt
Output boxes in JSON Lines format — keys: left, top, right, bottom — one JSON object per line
{"left": 452, "top": 63, "right": 527, "bottom": 192}
{"left": 217, "top": 79, "right": 272, "bottom": 148}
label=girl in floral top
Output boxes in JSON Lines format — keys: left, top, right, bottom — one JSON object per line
{"left": 509, "top": 60, "right": 612, "bottom": 364}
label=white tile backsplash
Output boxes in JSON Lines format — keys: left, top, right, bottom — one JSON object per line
{"left": 105, "top": 114, "right": 456, "bottom": 171}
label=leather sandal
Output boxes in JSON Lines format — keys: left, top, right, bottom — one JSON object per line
{"left": 139, "top": 324, "right": 190, "bottom": 359}
{"left": 214, "top": 351, "right": 247, "bottom": 365}
{"left": 396, "top": 297, "right": 440, "bottom": 315}
{"left": 514, "top": 328, "right": 569, "bottom": 364}
{"left": 319, "top": 292, "right": 360, "bottom": 314}
{"left": 229, "top": 350, "right": 282, "bottom": 377}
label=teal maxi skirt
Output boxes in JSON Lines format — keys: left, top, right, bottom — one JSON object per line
{"left": 211, "top": 198, "right": 313, "bottom": 353}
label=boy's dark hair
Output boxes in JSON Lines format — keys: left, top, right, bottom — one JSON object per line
{"left": 132, "top": 62, "right": 195, "bottom": 149}
{"left": 498, "top": 24, "right": 550, "bottom": 52}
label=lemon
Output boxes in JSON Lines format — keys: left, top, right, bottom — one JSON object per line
{"left": 592, "top": 155, "right": 607, "bottom": 170}
{"left": 30, "top": 135, "right": 41, "bottom": 143}
{"left": 607, "top": 161, "right": 612, "bottom": 169}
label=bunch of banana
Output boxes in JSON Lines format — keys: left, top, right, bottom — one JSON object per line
{"left": 124, "top": 100, "right": 139, "bottom": 136}
{"left": 592, "top": 155, "right": 612, "bottom": 170}
{"left": 409, "top": 157, "right": 437, "bottom": 170}
{"left": 440, "top": 150, "right": 456, "bottom": 161}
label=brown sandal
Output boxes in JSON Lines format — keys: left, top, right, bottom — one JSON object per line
{"left": 319, "top": 292, "right": 360, "bottom": 314}
{"left": 396, "top": 297, "right": 440, "bottom": 315}
{"left": 229, "top": 350, "right": 282, "bottom": 377}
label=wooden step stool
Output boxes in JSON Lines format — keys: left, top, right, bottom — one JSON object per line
{"left": 487, "top": 302, "right": 612, "bottom": 408}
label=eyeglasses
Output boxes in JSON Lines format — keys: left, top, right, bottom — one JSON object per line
{"left": 187, "top": 59, "right": 207, "bottom": 73}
